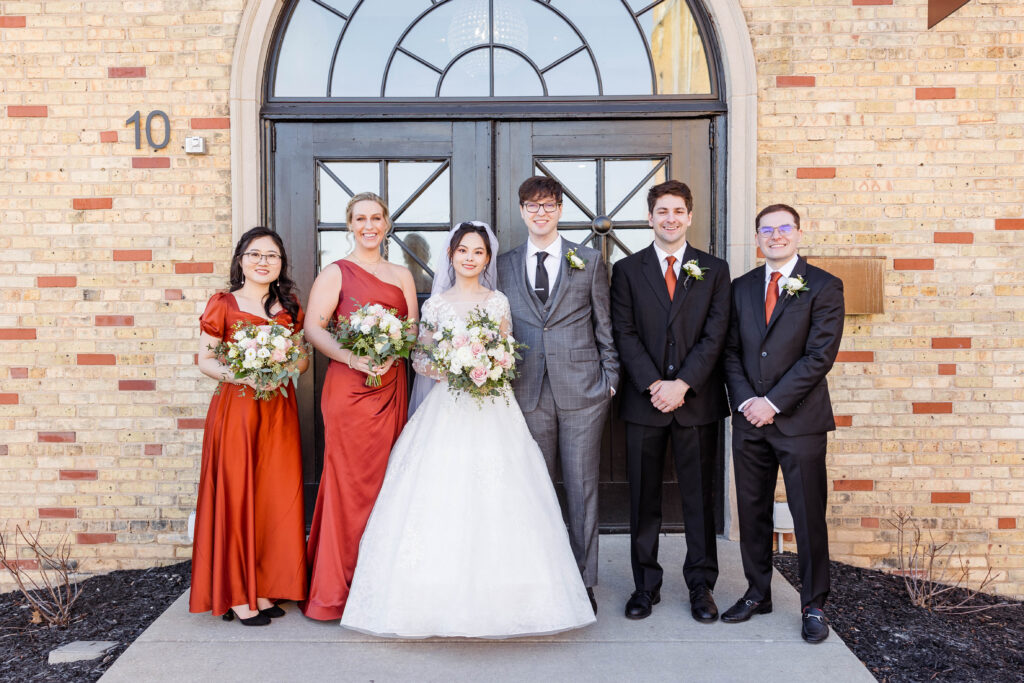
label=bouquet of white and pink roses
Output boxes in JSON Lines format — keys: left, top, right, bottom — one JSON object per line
{"left": 214, "top": 321, "right": 308, "bottom": 400}
{"left": 330, "top": 302, "right": 418, "bottom": 386}
{"left": 426, "top": 309, "right": 524, "bottom": 402}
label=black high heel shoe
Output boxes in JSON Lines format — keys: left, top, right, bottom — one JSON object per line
{"left": 222, "top": 609, "right": 271, "bottom": 626}
{"left": 259, "top": 604, "right": 286, "bottom": 619}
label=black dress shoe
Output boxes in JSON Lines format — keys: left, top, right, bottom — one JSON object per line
{"left": 720, "top": 597, "right": 772, "bottom": 623}
{"left": 587, "top": 587, "right": 597, "bottom": 615}
{"left": 688, "top": 586, "right": 718, "bottom": 623}
{"left": 259, "top": 604, "right": 286, "bottom": 619}
{"left": 624, "top": 590, "right": 660, "bottom": 620}
{"left": 801, "top": 607, "right": 830, "bottom": 643}
{"left": 222, "top": 609, "right": 271, "bottom": 626}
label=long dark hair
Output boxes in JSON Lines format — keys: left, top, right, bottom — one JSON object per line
{"left": 228, "top": 227, "right": 300, "bottom": 323}
{"left": 446, "top": 222, "right": 494, "bottom": 287}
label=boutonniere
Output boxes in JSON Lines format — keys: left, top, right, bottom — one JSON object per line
{"left": 566, "top": 248, "right": 586, "bottom": 271}
{"left": 781, "top": 274, "right": 809, "bottom": 298}
{"left": 681, "top": 259, "right": 708, "bottom": 286}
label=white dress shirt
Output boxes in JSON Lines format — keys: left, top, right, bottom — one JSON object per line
{"left": 652, "top": 241, "right": 688, "bottom": 278}
{"left": 526, "top": 235, "right": 563, "bottom": 294}
{"left": 738, "top": 255, "right": 800, "bottom": 415}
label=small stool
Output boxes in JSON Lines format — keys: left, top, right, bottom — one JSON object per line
{"left": 773, "top": 501, "right": 794, "bottom": 553}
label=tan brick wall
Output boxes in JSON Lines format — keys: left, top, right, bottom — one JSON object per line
{"left": 1, "top": 0, "right": 1022, "bottom": 596}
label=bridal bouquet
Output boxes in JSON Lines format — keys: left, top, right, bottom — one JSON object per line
{"left": 426, "top": 309, "right": 524, "bottom": 402}
{"left": 214, "top": 321, "right": 308, "bottom": 400}
{"left": 330, "top": 302, "right": 418, "bottom": 386}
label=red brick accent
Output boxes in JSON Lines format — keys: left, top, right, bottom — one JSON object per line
{"left": 59, "top": 469, "right": 96, "bottom": 480}
{"left": 0, "top": 328, "right": 36, "bottom": 340}
{"left": 77, "top": 353, "right": 116, "bottom": 365}
{"left": 777, "top": 76, "right": 816, "bottom": 87}
{"left": 932, "top": 492, "right": 970, "bottom": 504}
{"left": 834, "top": 415, "right": 853, "bottom": 427}
{"left": 755, "top": 247, "right": 765, "bottom": 259}
{"left": 0, "top": 16, "right": 28, "bottom": 27}
{"left": 852, "top": 0, "right": 892, "bottom": 4}
{"left": 132, "top": 157, "right": 170, "bottom": 169}
{"left": 8, "top": 559, "right": 39, "bottom": 570}
{"left": 7, "top": 105, "right": 47, "bottom": 117}
{"left": 894, "top": 259, "right": 934, "bottom": 270}
{"left": 95, "top": 315, "right": 134, "bottom": 326}
{"left": 145, "top": 444, "right": 163, "bottom": 455}
{"left": 796, "top": 167, "right": 836, "bottom": 179}
{"left": 191, "top": 117, "right": 230, "bottom": 129}
{"left": 0, "top": 445, "right": 7, "bottom": 456}
{"left": 73, "top": 198, "right": 112, "bottom": 210}
{"left": 78, "top": 533, "right": 116, "bottom": 544}
{"left": 164, "top": 289, "right": 183, "bottom": 300}
{"left": 10, "top": 367, "right": 28, "bottom": 378}
{"left": 931, "top": 337, "right": 971, "bottom": 349}
{"left": 119, "top": 380, "right": 156, "bottom": 391}
{"left": 37, "top": 276, "right": 77, "bottom": 287}
{"left": 913, "top": 402, "right": 953, "bottom": 414}
{"left": 934, "top": 232, "right": 973, "bottom": 244}
{"left": 178, "top": 418, "right": 206, "bottom": 429}
{"left": 916, "top": 87, "right": 956, "bottom": 100}
{"left": 175, "top": 262, "right": 214, "bottom": 274}
{"left": 836, "top": 351, "right": 874, "bottom": 362}
{"left": 39, "top": 432, "right": 76, "bottom": 443}
{"left": 0, "top": 393, "right": 18, "bottom": 405}
{"left": 99, "top": 131, "right": 118, "bottom": 143}
{"left": 113, "top": 249, "right": 152, "bottom": 261}
{"left": 938, "top": 364, "right": 956, "bottom": 375}
{"left": 995, "top": 219, "right": 1024, "bottom": 230}
{"left": 39, "top": 508, "right": 76, "bottom": 519}
{"left": 108, "top": 66, "right": 146, "bottom": 78}
{"left": 861, "top": 517, "right": 880, "bottom": 528}
{"left": 998, "top": 518, "right": 1017, "bottom": 529}
{"left": 834, "top": 479, "right": 873, "bottom": 491}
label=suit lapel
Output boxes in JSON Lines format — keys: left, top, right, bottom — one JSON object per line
{"left": 765, "top": 255, "right": 806, "bottom": 336}
{"left": 666, "top": 244, "right": 695, "bottom": 325}
{"left": 543, "top": 238, "right": 574, "bottom": 320}
{"left": 640, "top": 245, "right": 672, "bottom": 313}
{"left": 748, "top": 266, "right": 768, "bottom": 337}
{"left": 513, "top": 244, "right": 543, "bottom": 321}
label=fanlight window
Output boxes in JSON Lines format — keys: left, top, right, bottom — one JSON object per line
{"left": 272, "top": 0, "right": 713, "bottom": 98}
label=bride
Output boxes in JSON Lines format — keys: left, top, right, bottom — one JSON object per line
{"left": 340, "top": 222, "right": 596, "bottom": 638}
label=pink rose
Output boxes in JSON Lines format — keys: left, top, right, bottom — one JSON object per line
{"left": 453, "top": 334, "right": 469, "bottom": 348}
{"left": 244, "top": 338, "right": 260, "bottom": 350}
{"left": 469, "top": 342, "right": 485, "bottom": 357}
{"left": 469, "top": 366, "right": 489, "bottom": 387}
{"left": 499, "top": 352, "right": 513, "bottom": 369}
{"left": 271, "top": 349, "right": 287, "bottom": 363}
{"left": 258, "top": 325, "right": 273, "bottom": 334}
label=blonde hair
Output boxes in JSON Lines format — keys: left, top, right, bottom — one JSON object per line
{"left": 345, "top": 192, "right": 391, "bottom": 231}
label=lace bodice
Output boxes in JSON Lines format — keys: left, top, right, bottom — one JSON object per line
{"left": 411, "top": 290, "right": 512, "bottom": 379}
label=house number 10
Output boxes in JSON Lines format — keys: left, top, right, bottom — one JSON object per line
{"left": 125, "top": 110, "right": 170, "bottom": 150}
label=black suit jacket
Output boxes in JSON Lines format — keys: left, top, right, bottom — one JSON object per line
{"left": 610, "top": 243, "right": 731, "bottom": 427}
{"left": 722, "top": 256, "right": 844, "bottom": 436}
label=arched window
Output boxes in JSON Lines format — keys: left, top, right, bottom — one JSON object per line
{"left": 270, "top": 0, "right": 715, "bottom": 99}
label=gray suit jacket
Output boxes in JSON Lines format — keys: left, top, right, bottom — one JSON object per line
{"left": 497, "top": 239, "right": 620, "bottom": 412}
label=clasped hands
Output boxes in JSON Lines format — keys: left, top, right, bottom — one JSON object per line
{"left": 347, "top": 353, "right": 395, "bottom": 378}
{"left": 647, "top": 379, "right": 689, "bottom": 413}
{"left": 742, "top": 396, "right": 776, "bottom": 428}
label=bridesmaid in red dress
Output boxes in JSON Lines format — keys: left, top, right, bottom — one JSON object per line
{"left": 301, "top": 192, "right": 419, "bottom": 620}
{"left": 190, "top": 227, "right": 310, "bottom": 626}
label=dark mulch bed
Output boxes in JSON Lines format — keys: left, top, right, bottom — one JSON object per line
{"left": 0, "top": 561, "right": 191, "bottom": 683}
{"left": 773, "top": 552, "right": 1024, "bottom": 683}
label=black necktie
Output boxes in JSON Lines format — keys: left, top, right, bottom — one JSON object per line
{"left": 535, "top": 252, "right": 549, "bottom": 303}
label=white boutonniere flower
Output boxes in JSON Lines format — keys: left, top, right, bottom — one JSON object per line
{"left": 781, "top": 274, "right": 809, "bottom": 298}
{"left": 681, "top": 258, "right": 708, "bottom": 286}
{"left": 566, "top": 248, "right": 586, "bottom": 271}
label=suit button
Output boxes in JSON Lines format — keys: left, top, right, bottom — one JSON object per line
{"left": 668, "top": 341, "right": 675, "bottom": 346}
{"left": 539, "top": 354, "right": 545, "bottom": 360}
{"left": 761, "top": 351, "right": 767, "bottom": 357}
{"left": 668, "top": 365, "right": 675, "bottom": 371}
{"left": 544, "top": 327, "right": 549, "bottom": 331}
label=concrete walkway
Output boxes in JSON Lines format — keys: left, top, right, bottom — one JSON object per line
{"left": 101, "top": 536, "right": 874, "bottom": 683}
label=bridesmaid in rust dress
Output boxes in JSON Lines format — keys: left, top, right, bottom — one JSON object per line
{"left": 190, "top": 227, "right": 310, "bottom": 626}
{"left": 300, "top": 192, "right": 419, "bottom": 620}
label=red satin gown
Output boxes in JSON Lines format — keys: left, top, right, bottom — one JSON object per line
{"left": 189, "top": 292, "right": 308, "bottom": 615}
{"left": 300, "top": 260, "right": 410, "bottom": 620}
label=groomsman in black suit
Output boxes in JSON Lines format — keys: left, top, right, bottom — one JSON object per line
{"left": 720, "top": 204, "right": 844, "bottom": 643}
{"left": 610, "top": 180, "right": 731, "bottom": 622}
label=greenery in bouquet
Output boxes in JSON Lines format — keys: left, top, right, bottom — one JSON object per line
{"left": 329, "top": 301, "right": 418, "bottom": 386}
{"left": 213, "top": 320, "right": 308, "bottom": 400}
{"left": 425, "top": 308, "right": 525, "bottom": 403}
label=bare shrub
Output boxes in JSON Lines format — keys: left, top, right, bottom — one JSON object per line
{"left": 0, "top": 524, "right": 82, "bottom": 626}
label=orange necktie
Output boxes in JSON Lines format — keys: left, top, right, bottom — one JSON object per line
{"left": 665, "top": 256, "right": 677, "bottom": 301}
{"left": 765, "top": 271, "right": 782, "bottom": 323}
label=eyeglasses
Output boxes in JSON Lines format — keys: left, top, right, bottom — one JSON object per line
{"left": 756, "top": 224, "right": 797, "bottom": 237}
{"left": 242, "top": 251, "right": 282, "bottom": 265}
{"left": 522, "top": 201, "right": 561, "bottom": 214}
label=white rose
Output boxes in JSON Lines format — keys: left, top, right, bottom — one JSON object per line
{"left": 456, "top": 346, "right": 474, "bottom": 364}
{"left": 227, "top": 348, "right": 239, "bottom": 358}
{"left": 374, "top": 341, "right": 385, "bottom": 353}
{"left": 359, "top": 322, "right": 372, "bottom": 334}
{"left": 233, "top": 329, "right": 246, "bottom": 342}
{"left": 432, "top": 330, "right": 443, "bottom": 341}
{"left": 450, "top": 361, "right": 462, "bottom": 375}
{"left": 350, "top": 314, "right": 363, "bottom": 327}
{"left": 272, "top": 336, "right": 287, "bottom": 350}
{"left": 488, "top": 366, "right": 502, "bottom": 381}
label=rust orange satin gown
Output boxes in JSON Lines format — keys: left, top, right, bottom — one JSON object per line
{"left": 189, "top": 292, "right": 308, "bottom": 615}
{"left": 300, "top": 260, "right": 409, "bottom": 620}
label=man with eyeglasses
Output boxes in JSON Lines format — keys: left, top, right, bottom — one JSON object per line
{"left": 497, "top": 176, "right": 620, "bottom": 615}
{"left": 720, "top": 204, "right": 845, "bottom": 643}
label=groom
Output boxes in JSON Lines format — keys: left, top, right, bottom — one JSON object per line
{"left": 498, "top": 176, "right": 620, "bottom": 613}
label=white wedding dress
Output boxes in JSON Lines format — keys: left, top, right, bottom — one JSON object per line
{"left": 340, "top": 291, "right": 596, "bottom": 638}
